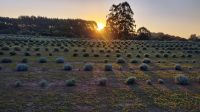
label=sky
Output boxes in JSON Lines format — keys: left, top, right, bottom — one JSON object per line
{"left": 0, "top": 0, "right": 200, "bottom": 38}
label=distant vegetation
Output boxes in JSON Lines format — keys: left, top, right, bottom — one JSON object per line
{"left": 0, "top": 16, "right": 98, "bottom": 38}
{"left": 189, "top": 34, "right": 200, "bottom": 41}
{"left": 0, "top": 1, "right": 199, "bottom": 41}
{"left": 0, "top": 16, "right": 189, "bottom": 41}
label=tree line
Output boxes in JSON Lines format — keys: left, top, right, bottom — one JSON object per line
{"left": 0, "top": 1, "right": 199, "bottom": 41}
{"left": 0, "top": 16, "right": 99, "bottom": 38}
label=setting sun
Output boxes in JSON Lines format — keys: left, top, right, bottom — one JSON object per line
{"left": 97, "top": 22, "right": 105, "bottom": 31}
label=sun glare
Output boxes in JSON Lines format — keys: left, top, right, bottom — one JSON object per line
{"left": 97, "top": 22, "right": 105, "bottom": 31}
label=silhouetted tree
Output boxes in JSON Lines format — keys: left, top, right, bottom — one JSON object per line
{"left": 106, "top": 2, "right": 136, "bottom": 39}
{"left": 189, "top": 34, "right": 200, "bottom": 41}
{"left": 0, "top": 16, "right": 98, "bottom": 38}
{"left": 136, "top": 27, "right": 151, "bottom": 40}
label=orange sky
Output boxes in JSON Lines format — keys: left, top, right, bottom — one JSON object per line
{"left": 0, "top": 0, "right": 200, "bottom": 38}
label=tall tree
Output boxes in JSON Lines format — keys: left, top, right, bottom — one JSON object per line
{"left": 106, "top": 2, "right": 136, "bottom": 39}
{"left": 137, "top": 27, "right": 151, "bottom": 40}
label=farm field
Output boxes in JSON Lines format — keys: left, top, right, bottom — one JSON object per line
{"left": 0, "top": 35, "right": 200, "bottom": 112}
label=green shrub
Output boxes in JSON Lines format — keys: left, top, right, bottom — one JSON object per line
{"left": 14, "top": 47, "right": 21, "bottom": 51}
{"left": 56, "top": 57, "right": 65, "bottom": 63}
{"left": 187, "top": 54, "right": 192, "bottom": 58}
{"left": 34, "top": 48, "right": 40, "bottom": 51}
{"left": 136, "top": 54, "right": 141, "bottom": 58}
{"left": 130, "top": 59, "right": 138, "bottom": 64}
{"left": 100, "top": 49, "right": 104, "bottom": 53}
{"left": 94, "top": 54, "right": 99, "bottom": 57}
{"left": 115, "top": 49, "right": 120, "bottom": 53}
{"left": 116, "top": 57, "right": 126, "bottom": 64}
{"left": 160, "top": 50, "right": 164, "bottom": 53}
{"left": 146, "top": 79, "right": 152, "bottom": 85}
{"left": 163, "top": 54, "right": 168, "bottom": 58}
{"left": 192, "top": 60, "right": 196, "bottom": 63}
{"left": 84, "top": 63, "right": 93, "bottom": 71}
{"left": 73, "top": 53, "right": 78, "bottom": 57}
{"left": 181, "top": 54, "right": 185, "bottom": 58}
{"left": 64, "top": 48, "right": 69, "bottom": 52}
{"left": 21, "top": 58, "right": 28, "bottom": 63}
{"left": 125, "top": 76, "right": 136, "bottom": 85}
{"left": 116, "top": 54, "right": 121, "bottom": 57}
{"left": 83, "top": 53, "right": 89, "bottom": 57}
{"left": 1, "top": 57, "right": 12, "bottom": 63}
{"left": 54, "top": 48, "right": 59, "bottom": 52}
{"left": 16, "top": 63, "right": 28, "bottom": 71}
{"left": 126, "top": 53, "right": 132, "bottom": 58}
{"left": 49, "top": 53, "right": 53, "bottom": 56}
{"left": 1, "top": 46, "right": 10, "bottom": 51}
{"left": 175, "top": 74, "right": 189, "bottom": 85}
{"left": 64, "top": 64, "right": 73, "bottom": 71}
{"left": 38, "top": 57, "right": 47, "bottom": 63}
{"left": 155, "top": 54, "right": 160, "bottom": 58}
{"left": 9, "top": 51, "right": 16, "bottom": 56}
{"left": 144, "top": 54, "right": 150, "bottom": 58}
{"left": 39, "top": 79, "right": 48, "bottom": 87}
{"left": 105, "top": 64, "right": 112, "bottom": 71}
{"left": 98, "top": 78, "right": 107, "bottom": 86}
{"left": 105, "top": 54, "right": 110, "bottom": 57}
{"left": 175, "top": 64, "right": 182, "bottom": 71}
{"left": 158, "top": 79, "right": 164, "bottom": 84}
{"left": 104, "top": 59, "right": 108, "bottom": 63}
{"left": 142, "top": 58, "right": 151, "bottom": 64}
{"left": 65, "top": 79, "right": 76, "bottom": 86}
{"left": 172, "top": 54, "right": 177, "bottom": 58}
{"left": 139, "top": 63, "right": 149, "bottom": 71}
{"left": 14, "top": 80, "right": 22, "bottom": 88}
